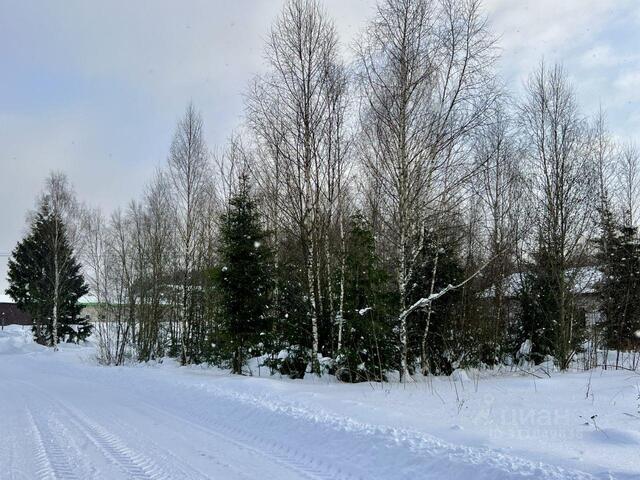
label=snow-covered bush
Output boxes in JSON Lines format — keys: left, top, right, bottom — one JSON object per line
{"left": 263, "top": 345, "right": 309, "bottom": 379}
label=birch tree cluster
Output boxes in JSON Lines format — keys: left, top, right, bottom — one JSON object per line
{"left": 26, "top": 0, "right": 640, "bottom": 377}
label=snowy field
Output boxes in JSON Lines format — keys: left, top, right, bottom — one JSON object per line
{"left": 0, "top": 325, "right": 639, "bottom": 480}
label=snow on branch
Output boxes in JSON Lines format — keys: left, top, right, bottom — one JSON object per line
{"left": 399, "top": 254, "right": 500, "bottom": 322}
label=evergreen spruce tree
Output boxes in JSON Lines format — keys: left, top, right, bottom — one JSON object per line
{"left": 214, "top": 176, "right": 273, "bottom": 374}
{"left": 594, "top": 198, "right": 617, "bottom": 351}
{"left": 6, "top": 201, "right": 90, "bottom": 346}
{"left": 596, "top": 206, "right": 640, "bottom": 359}
{"left": 518, "top": 258, "right": 556, "bottom": 365}
{"left": 335, "top": 213, "right": 395, "bottom": 382}
{"left": 267, "top": 249, "right": 309, "bottom": 379}
{"left": 518, "top": 244, "right": 587, "bottom": 367}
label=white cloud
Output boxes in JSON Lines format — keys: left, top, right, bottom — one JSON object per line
{"left": 614, "top": 72, "right": 640, "bottom": 92}
{"left": 484, "top": 0, "right": 634, "bottom": 88}
{"left": 580, "top": 44, "right": 640, "bottom": 70}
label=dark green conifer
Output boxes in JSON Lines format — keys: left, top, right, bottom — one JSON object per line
{"left": 214, "top": 176, "right": 273, "bottom": 374}
{"left": 6, "top": 201, "right": 90, "bottom": 346}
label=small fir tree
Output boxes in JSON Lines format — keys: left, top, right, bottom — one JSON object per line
{"left": 268, "top": 250, "right": 310, "bottom": 379}
{"left": 335, "top": 213, "right": 395, "bottom": 382}
{"left": 214, "top": 176, "right": 273, "bottom": 374}
{"left": 517, "top": 262, "right": 556, "bottom": 365}
{"left": 518, "top": 243, "right": 587, "bottom": 368}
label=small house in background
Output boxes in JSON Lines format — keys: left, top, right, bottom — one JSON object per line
{"left": 483, "top": 266, "right": 603, "bottom": 327}
{"left": 0, "top": 294, "right": 96, "bottom": 329}
{"left": 79, "top": 295, "right": 101, "bottom": 323}
{"left": 0, "top": 295, "right": 32, "bottom": 327}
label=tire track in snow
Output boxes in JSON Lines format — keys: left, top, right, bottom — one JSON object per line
{"left": 24, "top": 406, "right": 79, "bottom": 480}
{"left": 0, "top": 385, "right": 43, "bottom": 480}
{"left": 53, "top": 395, "right": 256, "bottom": 480}
{"left": 105, "top": 415, "right": 238, "bottom": 480}
{"left": 134, "top": 398, "right": 359, "bottom": 480}
{"left": 15, "top": 377, "right": 321, "bottom": 480}
{"left": 25, "top": 407, "right": 56, "bottom": 480}
{"left": 49, "top": 404, "right": 167, "bottom": 480}
{"left": 64, "top": 393, "right": 327, "bottom": 480}
{"left": 18, "top": 381, "right": 167, "bottom": 480}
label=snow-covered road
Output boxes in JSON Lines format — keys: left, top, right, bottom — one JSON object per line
{"left": 3, "top": 349, "right": 366, "bottom": 480}
{"left": 0, "top": 327, "right": 636, "bottom": 479}
{"left": 2, "top": 363, "right": 321, "bottom": 480}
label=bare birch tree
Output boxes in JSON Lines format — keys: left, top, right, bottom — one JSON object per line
{"left": 518, "top": 62, "right": 597, "bottom": 369}
{"left": 137, "top": 172, "right": 174, "bottom": 361}
{"left": 167, "top": 103, "right": 210, "bottom": 364}
{"left": 246, "top": 0, "right": 345, "bottom": 373}
{"left": 617, "top": 142, "right": 640, "bottom": 226}
{"left": 473, "top": 105, "right": 524, "bottom": 356}
{"left": 356, "top": 0, "right": 497, "bottom": 380}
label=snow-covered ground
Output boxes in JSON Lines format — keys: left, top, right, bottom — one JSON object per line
{"left": 1, "top": 325, "right": 638, "bottom": 479}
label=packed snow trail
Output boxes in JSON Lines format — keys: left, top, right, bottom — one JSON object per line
{"left": 0, "top": 328, "right": 634, "bottom": 479}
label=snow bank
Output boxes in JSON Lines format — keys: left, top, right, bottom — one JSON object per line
{"left": 0, "top": 324, "right": 44, "bottom": 355}
{"left": 112, "top": 358, "right": 640, "bottom": 478}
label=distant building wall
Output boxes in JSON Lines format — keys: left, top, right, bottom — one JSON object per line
{"left": 0, "top": 303, "right": 32, "bottom": 326}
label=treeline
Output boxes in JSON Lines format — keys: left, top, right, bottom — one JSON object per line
{"left": 13, "top": 0, "right": 640, "bottom": 378}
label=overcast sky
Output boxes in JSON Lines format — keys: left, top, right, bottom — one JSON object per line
{"left": 1, "top": 0, "right": 640, "bottom": 298}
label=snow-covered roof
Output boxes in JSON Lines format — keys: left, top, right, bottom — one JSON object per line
{"left": 0, "top": 294, "right": 101, "bottom": 304}
{"left": 0, "top": 294, "right": 13, "bottom": 303}
{"left": 79, "top": 294, "right": 99, "bottom": 305}
{"left": 570, "top": 266, "right": 602, "bottom": 294}
{"left": 484, "top": 266, "right": 602, "bottom": 298}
